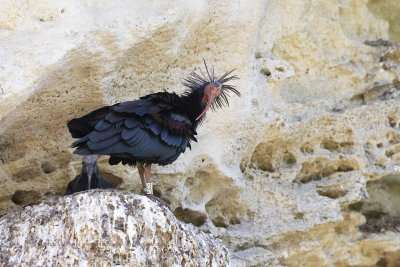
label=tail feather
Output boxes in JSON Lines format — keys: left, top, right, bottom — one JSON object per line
{"left": 67, "top": 106, "right": 111, "bottom": 138}
{"left": 73, "top": 146, "right": 92, "bottom": 155}
{"left": 71, "top": 135, "right": 89, "bottom": 148}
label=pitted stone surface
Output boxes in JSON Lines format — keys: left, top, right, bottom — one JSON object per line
{"left": 0, "top": 190, "right": 229, "bottom": 266}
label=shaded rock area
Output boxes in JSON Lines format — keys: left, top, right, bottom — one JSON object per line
{"left": 350, "top": 174, "right": 400, "bottom": 233}
{"left": 0, "top": 190, "right": 229, "bottom": 266}
{"left": 0, "top": 0, "right": 400, "bottom": 266}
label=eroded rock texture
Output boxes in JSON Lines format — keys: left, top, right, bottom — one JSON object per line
{"left": 0, "top": 190, "right": 229, "bottom": 266}
{"left": 0, "top": 0, "right": 400, "bottom": 266}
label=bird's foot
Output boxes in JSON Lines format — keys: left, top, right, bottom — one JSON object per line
{"left": 143, "top": 182, "right": 153, "bottom": 195}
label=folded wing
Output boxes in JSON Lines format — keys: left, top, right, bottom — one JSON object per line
{"left": 69, "top": 92, "right": 196, "bottom": 166}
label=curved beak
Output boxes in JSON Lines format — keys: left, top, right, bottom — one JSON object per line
{"left": 86, "top": 165, "right": 94, "bottom": 190}
{"left": 196, "top": 83, "right": 221, "bottom": 121}
{"left": 196, "top": 91, "right": 217, "bottom": 121}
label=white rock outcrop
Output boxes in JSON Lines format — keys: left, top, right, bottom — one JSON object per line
{"left": 0, "top": 190, "right": 229, "bottom": 266}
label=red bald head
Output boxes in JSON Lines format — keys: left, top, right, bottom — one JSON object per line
{"left": 196, "top": 81, "right": 222, "bottom": 121}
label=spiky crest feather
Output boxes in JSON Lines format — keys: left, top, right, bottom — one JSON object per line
{"left": 182, "top": 60, "right": 240, "bottom": 112}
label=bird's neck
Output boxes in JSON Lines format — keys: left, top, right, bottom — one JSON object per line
{"left": 79, "top": 173, "right": 99, "bottom": 188}
{"left": 180, "top": 89, "right": 205, "bottom": 128}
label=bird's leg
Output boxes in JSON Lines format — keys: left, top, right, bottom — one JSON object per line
{"left": 139, "top": 164, "right": 168, "bottom": 208}
{"left": 143, "top": 163, "right": 153, "bottom": 195}
{"left": 138, "top": 166, "right": 146, "bottom": 190}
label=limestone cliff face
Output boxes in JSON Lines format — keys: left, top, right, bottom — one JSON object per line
{"left": 0, "top": 0, "right": 399, "bottom": 266}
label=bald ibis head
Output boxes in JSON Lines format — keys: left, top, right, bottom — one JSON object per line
{"left": 182, "top": 60, "right": 240, "bottom": 121}
{"left": 196, "top": 80, "right": 222, "bottom": 120}
{"left": 82, "top": 155, "right": 97, "bottom": 190}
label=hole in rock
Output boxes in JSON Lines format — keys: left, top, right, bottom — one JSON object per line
{"left": 295, "top": 157, "right": 358, "bottom": 183}
{"left": 211, "top": 216, "right": 229, "bottom": 228}
{"left": 387, "top": 130, "right": 400, "bottom": 145}
{"left": 388, "top": 113, "right": 399, "bottom": 128}
{"left": 331, "top": 107, "right": 343, "bottom": 113}
{"left": 100, "top": 171, "right": 123, "bottom": 188}
{"left": 317, "top": 188, "right": 348, "bottom": 199}
{"left": 153, "top": 188, "right": 162, "bottom": 198}
{"left": 348, "top": 174, "right": 400, "bottom": 233}
{"left": 321, "top": 139, "right": 354, "bottom": 152}
{"left": 11, "top": 190, "right": 41, "bottom": 206}
{"left": 205, "top": 190, "right": 245, "bottom": 228}
{"left": 249, "top": 143, "right": 275, "bottom": 172}
{"left": 283, "top": 151, "right": 297, "bottom": 164}
{"left": 385, "top": 144, "right": 400, "bottom": 158}
{"left": 152, "top": 187, "right": 170, "bottom": 204}
{"left": 294, "top": 212, "right": 305, "bottom": 219}
{"left": 229, "top": 216, "right": 241, "bottom": 225}
{"left": 173, "top": 207, "right": 207, "bottom": 227}
{"left": 251, "top": 141, "right": 299, "bottom": 172}
{"left": 261, "top": 68, "right": 271, "bottom": 77}
{"left": 41, "top": 161, "right": 56, "bottom": 174}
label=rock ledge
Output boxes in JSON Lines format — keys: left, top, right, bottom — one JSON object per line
{"left": 0, "top": 190, "right": 229, "bottom": 266}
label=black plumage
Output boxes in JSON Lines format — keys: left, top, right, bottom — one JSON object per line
{"left": 65, "top": 155, "right": 112, "bottom": 195}
{"left": 67, "top": 61, "right": 239, "bottom": 194}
